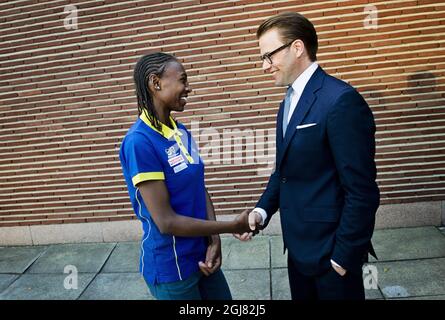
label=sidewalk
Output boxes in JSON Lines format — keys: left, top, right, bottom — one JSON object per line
{"left": 0, "top": 226, "right": 444, "bottom": 300}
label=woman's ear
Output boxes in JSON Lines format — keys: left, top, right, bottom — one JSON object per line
{"left": 148, "top": 74, "right": 161, "bottom": 91}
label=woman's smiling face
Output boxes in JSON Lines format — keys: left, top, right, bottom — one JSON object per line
{"left": 156, "top": 60, "right": 191, "bottom": 112}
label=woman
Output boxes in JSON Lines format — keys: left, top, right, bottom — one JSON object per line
{"left": 119, "top": 52, "right": 250, "bottom": 300}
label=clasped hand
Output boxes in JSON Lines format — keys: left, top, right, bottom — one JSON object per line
{"left": 233, "top": 209, "right": 262, "bottom": 241}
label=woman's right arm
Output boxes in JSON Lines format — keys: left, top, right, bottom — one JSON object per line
{"left": 137, "top": 180, "right": 250, "bottom": 237}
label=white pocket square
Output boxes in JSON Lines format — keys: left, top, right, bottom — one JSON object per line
{"left": 296, "top": 123, "right": 317, "bottom": 129}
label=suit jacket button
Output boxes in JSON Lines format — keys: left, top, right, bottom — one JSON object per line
{"left": 281, "top": 177, "right": 287, "bottom": 183}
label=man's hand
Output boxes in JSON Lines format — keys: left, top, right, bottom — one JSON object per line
{"left": 199, "top": 235, "right": 221, "bottom": 276}
{"left": 233, "top": 210, "right": 262, "bottom": 241}
{"left": 249, "top": 210, "right": 263, "bottom": 231}
{"left": 331, "top": 261, "right": 347, "bottom": 276}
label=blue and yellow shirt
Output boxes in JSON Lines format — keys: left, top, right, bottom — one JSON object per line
{"left": 119, "top": 112, "right": 207, "bottom": 285}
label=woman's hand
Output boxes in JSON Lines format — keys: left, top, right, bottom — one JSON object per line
{"left": 199, "top": 235, "right": 221, "bottom": 276}
{"left": 233, "top": 209, "right": 252, "bottom": 234}
{"left": 233, "top": 209, "right": 260, "bottom": 240}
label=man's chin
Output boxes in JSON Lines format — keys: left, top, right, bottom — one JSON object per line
{"left": 273, "top": 77, "right": 287, "bottom": 87}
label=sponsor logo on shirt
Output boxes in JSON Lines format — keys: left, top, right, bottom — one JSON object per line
{"left": 168, "top": 154, "right": 185, "bottom": 167}
{"left": 165, "top": 146, "right": 177, "bottom": 158}
{"left": 173, "top": 162, "right": 188, "bottom": 173}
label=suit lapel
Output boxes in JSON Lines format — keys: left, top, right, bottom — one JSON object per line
{"left": 277, "top": 66, "right": 326, "bottom": 167}
{"left": 276, "top": 99, "right": 285, "bottom": 155}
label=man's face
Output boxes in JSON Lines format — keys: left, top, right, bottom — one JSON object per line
{"left": 258, "top": 28, "right": 301, "bottom": 87}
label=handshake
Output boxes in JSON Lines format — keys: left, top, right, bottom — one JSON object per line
{"left": 232, "top": 209, "right": 264, "bottom": 241}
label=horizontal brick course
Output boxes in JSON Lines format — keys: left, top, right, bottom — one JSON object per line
{"left": 0, "top": 0, "right": 444, "bottom": 227}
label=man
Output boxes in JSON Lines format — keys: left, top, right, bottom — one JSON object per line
{"left": 236, "top": 12, "right": 380, "bottom": 300}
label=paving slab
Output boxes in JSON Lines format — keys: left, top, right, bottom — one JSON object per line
{"left": 270, "top": 236, "right": 287, "bottom": 268}
{"left": 79, "top": 273, "right": 153, "bottom": 300}
{"left": 370, "top": 226, "right": 445, "bottom": 262}
{"left": 0, "top": 274, "right": 19, "bottom": 293}
{"left": 221, "top": 237, "right": 269, "bottom": 270}
{"left": 0, "top": 273, "right": 95, "bottom": 300}
{"left": 222, "top": 269, "right": 270, "bottom": 300}
{"left": 362, "top": 263, "right": 384, "bottom": 299}
{"left": 365, "top": 287, "right": 385, "bottom": 300}
{"left": 1, "top": 225, "right": 443, "bottom": 300}
{"left": 396, "top": 295, "right": 445, "bottom": 300}
{"left": 101, "top": 242, "right": 140, "bottom": 273}
{"left": 0, "top": 246, "right": 47, "bottom": 273}
{"left": 271, "top": 268, "right": 290, "bottom": 300}
{"left": 375, "top": 258, "right": 445, "bottom": 299}
{"left": 26, "top": 243, "right": 116, "bottom": 274}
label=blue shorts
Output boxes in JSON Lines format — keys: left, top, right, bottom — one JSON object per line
{"left": 146, "top": 269, "right": 232, "bottom": 300}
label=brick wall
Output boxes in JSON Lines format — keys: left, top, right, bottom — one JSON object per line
{"left": 0, "top": 0, "right": 444, "bottom": 227}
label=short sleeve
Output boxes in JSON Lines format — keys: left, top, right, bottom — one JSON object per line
{"left": 121, "top": 132, "right": 165, "bottom": 187}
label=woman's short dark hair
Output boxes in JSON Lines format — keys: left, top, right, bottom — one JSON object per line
{"left": 256, "top": 12, "right": 318, "bottom": 62}
{"left": 133, "top": 52, "right": 177, "bottom": 130}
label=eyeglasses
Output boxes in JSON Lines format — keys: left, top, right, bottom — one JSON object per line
{"left": 260, "top": 40, "right": 295, "bottom": 65}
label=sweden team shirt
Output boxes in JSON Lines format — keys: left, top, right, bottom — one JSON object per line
{"left": 119, "top": 112, "right": 207, "bottom": 285}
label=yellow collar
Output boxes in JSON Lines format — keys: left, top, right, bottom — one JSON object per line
{"left": 140, "top": 112, "right": 182, "bottom": 139}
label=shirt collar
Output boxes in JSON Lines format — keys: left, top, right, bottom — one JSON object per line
{"left": 290, "top": 61, "right": 319, "bottom": 96}
{"left": 139, "top": 112, "right": 182, "bottom": 139}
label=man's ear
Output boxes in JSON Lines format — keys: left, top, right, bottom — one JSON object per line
{"left": 292, "top": 40, "right": 305, "bottom": 58}
{"left": 148, "top": 74, "right": 161, "bottom": 91}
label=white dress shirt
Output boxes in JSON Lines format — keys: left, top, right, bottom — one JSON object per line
{"left": 286, "top": 61, "right": 319, "bottom": 125}
{"left": 254, "top": 61, "right": 344, "bottom": 270}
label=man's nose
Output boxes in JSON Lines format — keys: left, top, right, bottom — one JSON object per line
{"left": 262, "top": 60, "right": 271, "bottom": 71}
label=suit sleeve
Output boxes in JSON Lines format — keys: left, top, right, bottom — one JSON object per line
{"left": 256, "top": 100, "right": 286, "bottom": 228}
{"left": 256, "top": 163, "right": 281, "bottom": 228}
{"left": 327, "top": 88, "right": 380, "bottom": 272}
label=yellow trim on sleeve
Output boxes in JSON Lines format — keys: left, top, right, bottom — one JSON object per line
{"left": 132, "top": 172, "right": 165, "bottom": 186}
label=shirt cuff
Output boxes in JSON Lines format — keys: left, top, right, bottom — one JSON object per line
{"left": 253, "top": 208, "right": 267, "bottom": 226}
{"left": 330, "top": 259, "right": 343, "bottom": 269}
{"left": 132, "top": 172, "right": 165, "bottom": 187}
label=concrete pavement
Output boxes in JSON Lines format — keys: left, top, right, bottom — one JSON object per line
{"left": 0, "top": 226, "right": 445, "bottom": 300}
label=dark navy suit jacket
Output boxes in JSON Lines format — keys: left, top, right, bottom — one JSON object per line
{"left": 257, "top": 66, "right": 380, "bottom": 276}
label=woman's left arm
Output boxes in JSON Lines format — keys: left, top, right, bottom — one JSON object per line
{"left": 199, "top": 188, "right": 222, "bottom": 276}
